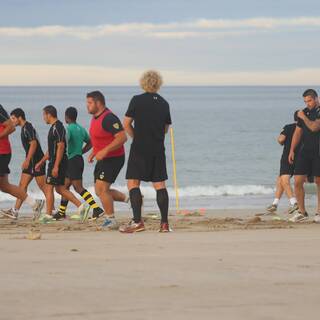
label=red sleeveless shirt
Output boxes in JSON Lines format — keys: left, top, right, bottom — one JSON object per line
{"left": 89, "top": 109, "right": 125, "bottom": 159}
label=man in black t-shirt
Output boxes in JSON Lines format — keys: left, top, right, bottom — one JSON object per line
{"left": 119, "top": 70, "right": 172, "bottom": 233}
{"left": 35, "top": 105, "right": 89, "bottom": 221}
{"left": 288, "top": 89, "right": 320, "bottom": 222}
{"left": 266, "top": 111, "right": 299, "bottom": 215}
{"left": 0, "top": 105, "right": 44, "bottom": 220}
{"left": 0, "top": 108, "right": 54, "bottom": 219}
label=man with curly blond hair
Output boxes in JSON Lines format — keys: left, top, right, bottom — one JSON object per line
{"left": 120, "top": 70, "right": 172, "bottom": 233}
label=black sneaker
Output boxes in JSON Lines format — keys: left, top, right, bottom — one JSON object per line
{"left": 90, "top": 208, "right": 105, "bottom": 221}
{"left": 53, "top": 212, "right": 66, "bottom": 221}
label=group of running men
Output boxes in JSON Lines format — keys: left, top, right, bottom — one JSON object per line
{"left": 267, "top": 88, "right": 320, "bottom": 223}
{"left": 0, "top": 70, "right": 171, "bottom": 233}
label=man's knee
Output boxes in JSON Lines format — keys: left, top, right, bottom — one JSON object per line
{"left": 294, "top": 176, "right": 305, "bottom": 188}
{"left": 95, "top": 181, "right": 109, "bottom": 197}
{"left": 314, "top": 177, "right": 320, "bottom": 185}
{"left": 280, "top": 175, "right": 291, "bottom": 187}
{"left": 127, "top": 179, "right": 140, "bottom": 191}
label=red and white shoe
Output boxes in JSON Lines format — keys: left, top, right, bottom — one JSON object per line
{"left": 119, "top": 220, "right": 145, "bottom": 233}
{"left": 159, "top": 222, "right": 171, "bottom": 233}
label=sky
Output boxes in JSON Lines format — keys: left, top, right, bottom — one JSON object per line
{"left": 1, "top": 0, "right": 320, "bottom": 85}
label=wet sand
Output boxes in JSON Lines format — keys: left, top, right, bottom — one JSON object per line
{"left": 1, "top": 209, "right": 320, "bottom": 320}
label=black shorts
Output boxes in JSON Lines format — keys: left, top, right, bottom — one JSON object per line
{"left": 126, "top": 148, "right": 168, "bottom": 182}
{"left": 279, "top": 157, "right": 294, "bottom": 176}
{"left": 22, "top": 159, "right": 46, "bottom": 177}
{"left": 66, "top": 155, "right": 84, "bottom": 181}
{"left": 0, "top": 154, "right": 11, "bottom": 176}
{"left": 294, "top": 151, "right": 320, "bottom": 177}
{"left": 46, "top": 158, "right": 67, "bottom": 186}
{"left": 94, "top": 155, "right": 125, "bottom": 184}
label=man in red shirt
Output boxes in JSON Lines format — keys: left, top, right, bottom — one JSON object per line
{"left": 87, "top": 91, "right": 128, "bottom": 229}
{"left": 0, "top": 104, "right": 44, "bottom": 219}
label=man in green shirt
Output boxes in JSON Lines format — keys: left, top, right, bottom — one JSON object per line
{"left": 53, "top": 107, "right": 104, "bottom": 220}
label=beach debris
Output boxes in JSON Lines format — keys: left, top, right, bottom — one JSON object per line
{"left": 70, "top": 248, "right": 78, "bottom": 252}
{"left": 177, "top": 209, "right": 206, "bottom": 217}
{"left": 26, "top": 230, "right": 41, "bottom": 240}
{"left": 247, "top": 216, "right": 262, "bottom": 224}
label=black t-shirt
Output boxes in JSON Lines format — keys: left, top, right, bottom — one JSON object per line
{"left": 21, "top": 121, "right": 44, "bottom": 162}
{"left": 48, "top": 120, "right": 67, "bottom": 163}
{"left": 101, "top": 110, "right": 124, "bottom": 135}
{"left": 0, "top": 104, "right": 9, "bottom": 123}
{"left": 280, "top": 123, "right": 296, "bottom": 159}
{"left": 297, "top": 106, "right": 320, "bottom": 153}
{"left": 126, "top": 92, "right": 172, "bottom": 155}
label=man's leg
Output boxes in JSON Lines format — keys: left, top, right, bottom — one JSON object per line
{"left": 94, "top": 180, "right": 114, "bottom": 217}
{"left": 314, "top": 177, "right": 320, "bottom": 213}
{"left": 14, "top": 173, "right": 33, "bottom": 210}
{"left": 127, "top": 179, "right": 142, "bottom": 223}
{"left": 280, "top": 175, "right": 294, "bottom": 199}
{"left": 109, "top": 189, "right": 128, "bottom": 202}
{"left": 294, "top": 175, "right": 307, "bottom": 214}
{"left": 0, "top": 175, "right": 28, "bottom": 202}
{"left": 0, "top": 175, "right": 43, "bottom": 216}
{"left": 72, "top": 179, "right": 104, "bottom": 217}
{"left": 57, "top": 178, "right": 71, "bottom": 216}
{"left": 35, "top": 175, "right": 54, "bottom": 215}
{"left": 55, "top": 185, "right": 81, "bottom": 208}
{"left": 153, "top": 181, "right": 169, "bottom": 224}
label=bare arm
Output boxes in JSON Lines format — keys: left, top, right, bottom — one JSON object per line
{"left": 277, "top": 134, "right": 286, "bottom": 145}
{"left": 298, "top": 110, "right": 320, "bottom": 132}
{"left": 54, "top": 142, "right": 65, "bottom": 169}
{"left": 288, "top": 126, "right": 303, "bottom": 164}
{"left": 25, "top": 140, "right": 37, "bottom": 162}
{"left": 0, "top": 119, "right": 15, "bottom": 138}
{"left": 123, "top": 116, "right": 134, "bottom": 139}
{"left": 82, "top": 140, "right": 92, "bottom": 154}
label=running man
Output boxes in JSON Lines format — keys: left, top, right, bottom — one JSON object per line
{"left": 0, "top": 108, "right": 54, "bottom": 219}
{"left": 86, "top": 91, "right": 128, "bottom": 229}
{"left": 120, "top": 70, "right": 172, "bottom": 233}
{"left": 55, "top": 106, "right": 104, "bottom": 220}
{"left": 266, "top": 111, "right": 299, "bottom": 214}
{"left": 0, "top": 104, "right": 44, "bottom": 218}
{"left": 288, "top": 89, "right": 320, "bottom": 222}
{"left": 35, "top": 105, "right": 89, "bottom": 221}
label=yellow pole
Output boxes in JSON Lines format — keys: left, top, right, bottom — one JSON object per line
{"left": 170, "top": 127, "right": 180, "bottom": 212}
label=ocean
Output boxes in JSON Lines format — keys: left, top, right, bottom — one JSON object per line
{"left": 0, "top": 86, "right": 318, "bottom": 212}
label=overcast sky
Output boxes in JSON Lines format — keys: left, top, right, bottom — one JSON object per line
{"left": 1, "top": 0, "right": 320, "bottom": 85}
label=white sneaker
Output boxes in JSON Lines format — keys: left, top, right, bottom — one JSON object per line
{"left": 289, "top": 211, "right": 308, "bottom": 223}
{"left": 314, "top": 214, "right": 320, "bottom": 223}
{"left": 77, "top": 203, "right": 90, "bottom": 223}
{"left": 288, "top": 203, "right": 299, "bottom": 215}
{"left": 32, "top": 199, "right": 45, "bottom": 220}
{"left": 1, "top": 208, "right": 18, "bottom": 220}
{"left": 39, "top": 214, "right": 53, "bottom": 224}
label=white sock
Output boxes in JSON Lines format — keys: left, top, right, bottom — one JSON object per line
{"left": 272, "top": 198, "right": 280, "bottom": 206}
{"left": 289, "top": 197, "right": 297, "bottom": 206}
{"left": 25, "top": 196, "right": 36, "bottom": 208}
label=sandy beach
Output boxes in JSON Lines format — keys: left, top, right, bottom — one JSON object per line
{"left": 1, "top": 209, "right": 320, "bottom": 320}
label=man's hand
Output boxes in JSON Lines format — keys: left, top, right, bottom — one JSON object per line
{"left": 88, "top": 152, "right": 95, "bottom": 163}
{"left": 21, "top": 159, "right": 30, "bottom": 170}
{"left": 52, "top": 165, "right": 59, "bottom": 178}
{"left": 288, "top": 150, "right": 295, "bottom": 165}
{"left": 95, "top": 149, "right": 108, "bottom": 161}
{"left": 297, "top": 110, "right": 306, "bottom": 120}
{"left": 35, "top": 161, "right": 42, "bottom": 172}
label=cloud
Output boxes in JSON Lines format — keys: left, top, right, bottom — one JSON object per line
{"left": 0, "top": 16, "right": 320, "bottom": 40}
{"left": 1, "top": 64, "right": 320, "bottom": 85}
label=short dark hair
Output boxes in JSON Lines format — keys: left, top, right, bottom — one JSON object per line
{"left": 294, "top": 110, "right": 299, "bottom": 122}
{"left": 303, "top": 89, "right": 318, "bottom": 99}
{"left": 10, "top": 108, "right": 26, "bottom": 120}
{"left": 65, "top": 106, "right": 77, "bottom": 121}
{"left": 43, "top": 105, "right": 57, "bottom": 118}
{"left": 87, "top": 91, "right": 105, "bottom": 105}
